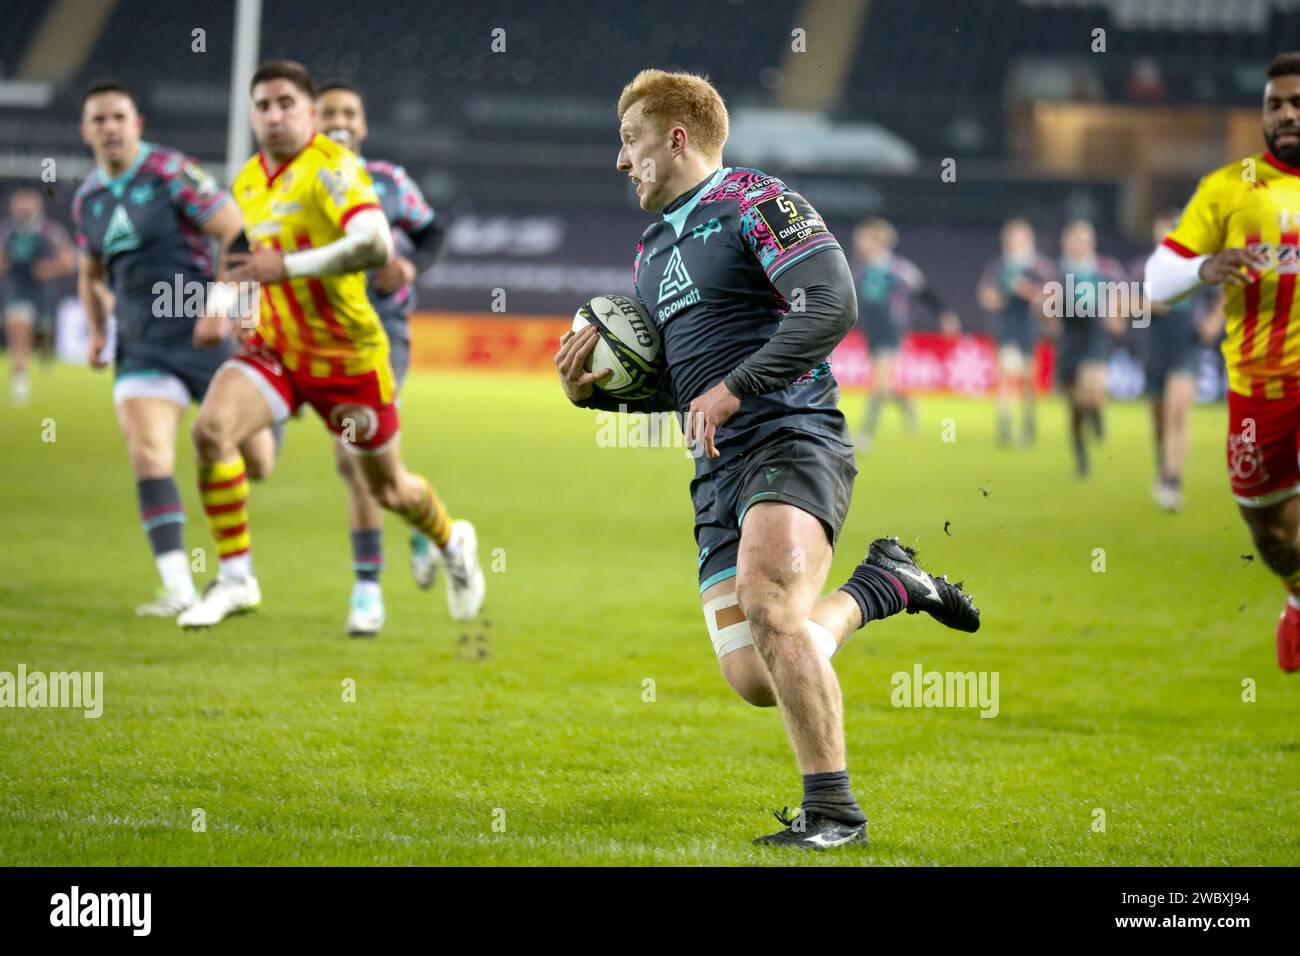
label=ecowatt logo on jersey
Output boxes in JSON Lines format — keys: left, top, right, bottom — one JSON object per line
{"left": 656, "top": 246, "right": 700, "bottom": 323}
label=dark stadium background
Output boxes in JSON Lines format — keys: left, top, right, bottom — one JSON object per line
{"left": 0, "top": 0, "right": 1288, "bottom": 390}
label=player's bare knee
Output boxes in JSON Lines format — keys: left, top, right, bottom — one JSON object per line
{"left": 735, "top": 580, "right": 775, "bottom": 629}
{"left": 128, "top": 444, "right": 170, "bottom": 478}
{"left": 736, "top": 557, "right": 798, "bottom": 611}
{"left": 737, "top": 573, "right": 800, "bottom": 635}
{"left": 190, "top": 412, "right": 230, "bottom": 462}
{"left": 1249, "top": 520, "right": 1299, "bottom": 567}
{"left": 367, "top": 475, "right": 404, "bottom": 510}
{"left": 742, "top": 602, "right": 804, "bottom": 666}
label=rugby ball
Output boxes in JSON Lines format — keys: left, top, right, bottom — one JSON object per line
{"left": 571, "top": 294, "right": 664, "bottom": 399}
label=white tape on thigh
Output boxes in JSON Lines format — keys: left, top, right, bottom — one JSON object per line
{"left": 702, "top": 594, "right": 837, "bottom": 662}
{"left": 806, "top": 620, "right": 838, "bottom": 660}
{"left": 702, "top": 592, "right": 753, "bottom": 659}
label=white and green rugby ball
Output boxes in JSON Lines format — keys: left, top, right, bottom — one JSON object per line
{"left": 571, "top": 294, "right": 664, "bottom": 399}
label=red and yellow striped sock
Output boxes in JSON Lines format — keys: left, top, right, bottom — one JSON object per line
{"left": 199, "top": 457, "right": 251, "bottom": 573}
{"left": 401, "top": 476, "right": 453, "bottom": 548}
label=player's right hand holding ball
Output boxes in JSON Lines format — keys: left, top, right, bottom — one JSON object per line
{"left": 1199, "top": 247, "right": 1270, "bottom": 286}
{"left": 554, "top": 324, "right": 612, "bottom": 403}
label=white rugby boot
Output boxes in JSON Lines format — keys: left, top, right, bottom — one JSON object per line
{"left": 135, "top": 588, "right": 196, "bottom": 618}
{"left": 346, "top": 583, "right": 385, "bottom": 637}
{"left": 177, "top": 575, "right": 261, "bottom": 628}
{"left": 410, "top": 532, "right": 439, "bottom": 590}
{"left": 441, "top": 520, "right": 485, "bottom": 621}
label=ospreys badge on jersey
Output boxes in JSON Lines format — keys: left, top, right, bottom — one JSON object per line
{"left": 182, "top": 162, "right": 219, "bottom": 199}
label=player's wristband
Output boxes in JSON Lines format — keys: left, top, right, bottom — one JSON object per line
{"left": 1145, "top": 243, "right": 1209, "bottom": 303}
{"left": 283, "top": 209, "right": 393, "bottom": 279}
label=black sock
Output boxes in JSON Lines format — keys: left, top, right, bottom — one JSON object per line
{"left": 1070, "top": 406, "right": 1088, "bottom": 471}
{"left": 840, "top": 563, "right": 906, "bottom": 628}
{"left": 137, "top": 476, "right": 185, "bottom": 556}
{"left": 351, "top": 528, "right": 383, "bottom": 583}
{"left": 1088, "top": 407, "right": 1104, "bottom": 438}
{"left": 801, "top": 770, "right": 867, "bottom": 825}
{"left": 996, "top": 413, "right": 1012, "bottom": 441}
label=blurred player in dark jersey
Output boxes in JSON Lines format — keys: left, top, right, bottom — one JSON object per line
{"left": 556, "top": 70, "right": 979, "bottom": 850}
{"left": 1054, "top": 219, "right": 1128, "bottom": 477}
{"left": 850, "top": 218, "right": 958, "bottom": 453}
{"left": 1132, "top": 211, "right": 1224, "bottom": 511}
{"left": 1, "top": 187, "right": 76, "bottom": 404}
{"left": 73, "top": 80, "right": 276, "bottom": 617}
{"left": 317, "top": 80, "right": 448, "bottom": 636}
{"left": 976, "top": 218, "right": 1055, "bottom": 447}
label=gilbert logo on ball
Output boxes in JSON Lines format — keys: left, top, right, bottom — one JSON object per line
{"left": 572, "top": 294, "right": 665, "bottom": 399}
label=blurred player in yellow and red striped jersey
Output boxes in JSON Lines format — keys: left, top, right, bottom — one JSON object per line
{"left": 317, "top": 79, "right": 448, "bottom": 636}
{"left": 177, "top": 60, "right": 484, "bottom": 631}
{"left": 1146, "top": 51, "right": 1300, "bottom": 671}
{"left": 230, "top": 120, "right": 388, "bottom": 381}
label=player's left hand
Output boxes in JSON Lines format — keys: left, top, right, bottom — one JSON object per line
{"left": 226, "top": 243, "right": 287, "bottom": 284}
{"left": 939, "top": 311, "right": 961, "bottom": 336}
{"left": 684, "top": 380, "right": 741, "bottom": 460}
{"left": 372, "top": 256, "right": 416, "bottom": 295}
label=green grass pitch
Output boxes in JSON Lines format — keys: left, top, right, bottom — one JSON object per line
{"left": 1, "top": 363, "right": 1296, "bottom": 866}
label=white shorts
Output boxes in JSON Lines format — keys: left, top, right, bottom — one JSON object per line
{"left": 112, "top": 370, "right": 191, "bottom": 408}
{"left": 4, "top": 301, "right": 37, "bottom": 324}
{"left": 998, "top": 344, "right": 1027, "bottom": 376}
